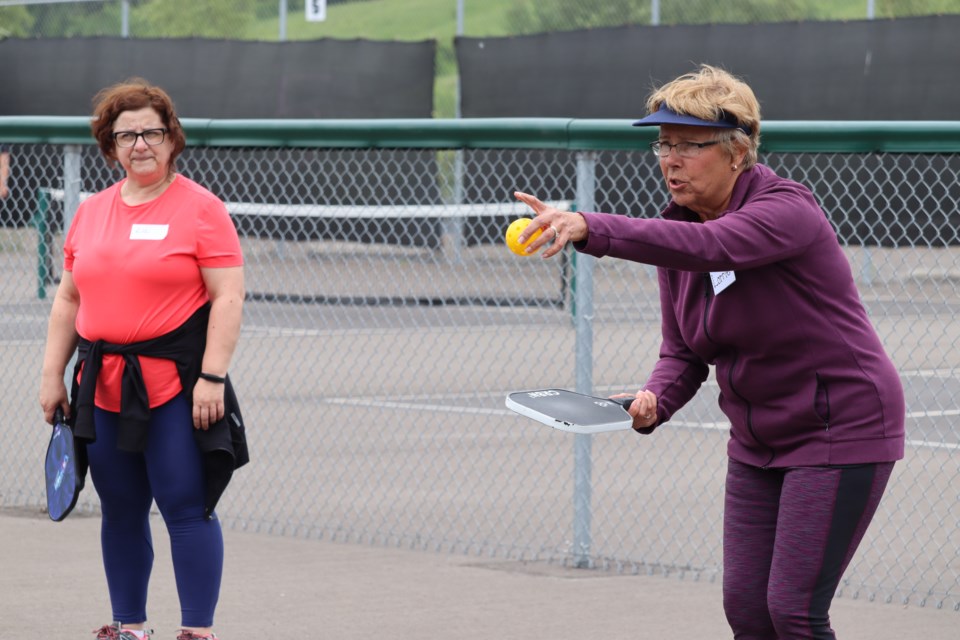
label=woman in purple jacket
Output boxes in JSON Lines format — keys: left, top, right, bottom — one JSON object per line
{"left": 515, "top": 65, "right": 905, "bottom": 640}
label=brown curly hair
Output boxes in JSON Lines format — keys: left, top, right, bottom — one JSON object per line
{"left": 90, "top": 78, "right": 186, "bottom": 170}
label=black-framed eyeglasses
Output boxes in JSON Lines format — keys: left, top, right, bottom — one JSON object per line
{"left": 113, "top": 128, "right": 169, "bottom": 148}
{"left": 649, "top": 140, "right": 721, "bottom": 159}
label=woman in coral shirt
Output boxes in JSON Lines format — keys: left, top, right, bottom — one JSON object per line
{"left": 39, "top": 79, "right": 244, "bottom": 640}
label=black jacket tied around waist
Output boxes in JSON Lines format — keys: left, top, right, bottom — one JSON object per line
{"left": 71, "top": 303, "right": 249, "bottom": 518}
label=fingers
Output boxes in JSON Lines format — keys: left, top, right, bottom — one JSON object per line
{"left": 513, "top": 192, "right": 590, "bottom": 259}
{"left": 538, "top": 226, "right": 565, "bottom": 258}
{"left": 193, "top": 401, "right": 225, "bottom": 431}
{"left": 521, "top": 221, "right": 563, "bottom": 258}
{"left": 39, "top": 387, "right": 70, "bottom": 425}
{"left": 514, "top": 191, "right": 566, "bottom": 257}
{"left": 622, "top": 389, "right": 658, "bottom": 430}
{"left": 513, "top": 191, "right": 544, "bottom": 213}
{"left": 192, "top": 379, "right": 225, "bottom": 430}
{"left": 41, "top": 403, "right": 68, "bottom": 425}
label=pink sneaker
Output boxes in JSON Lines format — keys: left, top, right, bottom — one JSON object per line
{"left": 175, "top": 632, "right": 217, "bottom": 640}
{"left": 93, "top": 624, "right": 152, "bottom": 639}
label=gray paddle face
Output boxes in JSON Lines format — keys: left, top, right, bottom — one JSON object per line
{"left": 505, "top": 389, "right": 633, "bottom": 434}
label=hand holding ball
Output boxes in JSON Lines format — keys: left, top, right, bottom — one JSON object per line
{"left": 505, "top": 218, "right": 542, "bottom": 256}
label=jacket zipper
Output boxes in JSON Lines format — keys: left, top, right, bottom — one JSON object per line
{"left": 702, "top": 273, "right": 776, "bottom": 467}
{"left": 815, "top": 372, "right": 831, "bottom": 430}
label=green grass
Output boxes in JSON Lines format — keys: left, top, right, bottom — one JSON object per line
{"left": 250, "top": 0, "right": 516, "bottom": 41}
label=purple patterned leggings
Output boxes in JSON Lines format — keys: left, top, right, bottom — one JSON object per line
{"left": 722, "top": 458, "right": 894, "bottom": 639}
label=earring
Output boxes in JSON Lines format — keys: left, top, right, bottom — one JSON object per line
{"left": 732, "top": 164, "right": 738, "bottom": 171}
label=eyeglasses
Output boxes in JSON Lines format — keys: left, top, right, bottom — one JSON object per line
{"left": 650, "top": 140, "right": 721, "bottom": 159}
{"left": 113, "top": 128, "right": 169, "bottom": 148}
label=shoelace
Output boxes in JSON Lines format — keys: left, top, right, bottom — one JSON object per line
{"left": 93, "top": 626, "right": 125, "bottom": 640}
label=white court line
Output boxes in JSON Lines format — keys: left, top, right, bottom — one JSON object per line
{"left": 667, "top": 420, "right": 729, "bottom": 431}
{"left": 904, "top": 368, "right": 960, "bottom": 378}
{"left": 326, "top": 397, "right": 959, "bottom": 451}
{"left": 907, "top": 409, "right": 960, "bottom": 418}
{"left": 240, "top": 325, "right": 519, "bottom": 338}
{"left": 324, "top": 397, "right": 508, "bottom": 417}
{"left": 242, "top": 326, "right": 378, "bottom": 338}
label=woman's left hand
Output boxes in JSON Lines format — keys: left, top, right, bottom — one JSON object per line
{"left": 612, "top": 389, "right": 659, "bottom": 431}
{"left": 192, "top": 378, "right": 225, "bottom": 430}
{"left": 514, "top": 191, "right": 589, "bottom": 258}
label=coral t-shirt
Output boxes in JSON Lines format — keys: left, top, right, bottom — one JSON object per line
{"left": 64, "top": 174, "right": 243, "bottom": 411}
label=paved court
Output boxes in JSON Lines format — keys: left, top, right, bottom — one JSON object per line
{"left": 1, "top": 508, "right": 956, "bottom": 639}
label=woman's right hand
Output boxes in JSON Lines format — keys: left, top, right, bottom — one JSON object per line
{"left": 514, "top": 191, "right": 589, "bottom": 258}
{"left": 39, "top": 374, "right": 70, "bottom": 425}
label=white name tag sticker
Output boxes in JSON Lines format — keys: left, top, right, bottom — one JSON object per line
{"left": 129, "top": 224, "right": 169, "bottom": 240}
{"left": 710, "top": 270, "right": 736, "bottom": 295}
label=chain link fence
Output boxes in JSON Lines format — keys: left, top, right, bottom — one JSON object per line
{"left": 0, "top": 119, "right": 957, "bottom": 611}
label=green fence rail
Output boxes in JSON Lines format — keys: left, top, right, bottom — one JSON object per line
{"left": 3, "top": 117, "right": 960, "bottom": 152}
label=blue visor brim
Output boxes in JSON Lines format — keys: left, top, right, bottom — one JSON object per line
{"left": 633, "top": 104, "right": 752, "bottom": 135}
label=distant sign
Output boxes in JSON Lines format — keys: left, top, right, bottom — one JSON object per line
{"left": 306, "top": 0, "right": 326, "bottom": 22}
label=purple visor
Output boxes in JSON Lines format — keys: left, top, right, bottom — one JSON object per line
{"left": 632, "top": 103, "right": 752, "bottom": 135}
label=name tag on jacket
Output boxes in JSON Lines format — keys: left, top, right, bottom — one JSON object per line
{"left": 710, "top": 270, "right": 736, "bottom": 295}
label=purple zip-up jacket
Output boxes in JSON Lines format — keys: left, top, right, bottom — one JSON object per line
{"left": 577, "top": 164, "right": 905, "bottom": 468}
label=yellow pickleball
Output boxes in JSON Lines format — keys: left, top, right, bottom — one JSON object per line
{"left": 505, "top": 218, "right": 542, "bottom": 256}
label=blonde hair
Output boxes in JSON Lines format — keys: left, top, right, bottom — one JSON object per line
{"left": 646, "top": 65, "right": 761, "bottom": 169}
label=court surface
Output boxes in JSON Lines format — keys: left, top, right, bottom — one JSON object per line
{"left": 1, "top": 508, "right": 957, "bottom": 639}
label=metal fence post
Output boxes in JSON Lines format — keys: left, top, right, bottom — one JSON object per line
{"left": 278, "top": 0, "right": 287, "bottom": 41}
{"left": 572, "top": 151, "right": 597, "bottom": 568}
{"left": 34, "top": 188, "right": 49, "bottom": 299}
{"left": 63, "top": 145, "right": 81, "bottom": 233}
{"left": 443, "top": 0, "right": 467, "bottom": 265}
{"left": 121, "top": 0, "right": 130, "bottom": 37}
{"left": 61, "top": 144, "right": 82, "bottom": 398}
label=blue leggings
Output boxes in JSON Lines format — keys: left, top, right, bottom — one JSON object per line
{"left": 722, "top": 458, "right": 894, "bottom": 639}
{"left": 86, "top": 393, "right": 223, "bottom": 628}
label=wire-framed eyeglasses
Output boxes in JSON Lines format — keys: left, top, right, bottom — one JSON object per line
{"left": 113, "top": 128, "right": 169, "bottom": 148}
{"left": 649, "top": 140, "right": 722, "bottom": 159}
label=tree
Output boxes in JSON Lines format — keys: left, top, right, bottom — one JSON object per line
{"left": 507, "top": 0, "right": 650, "bottom": 35}
{"left": 0, "top": 6, "right": 34, "bottom": 37}
{"left": 131, "top": 0, "right": 258, "bottom": 39}
{"left": 506, "top": 0, "right": 841, "bottom": 34}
